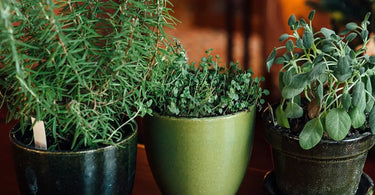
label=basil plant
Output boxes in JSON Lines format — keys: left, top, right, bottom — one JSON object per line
{"left": 267, "top": 10, "right": 375, "bottom": 149}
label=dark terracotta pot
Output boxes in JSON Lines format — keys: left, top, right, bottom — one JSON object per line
{"left": 263, "top": 111, "right": 375, "bottom": 195}
{"left": 143, "top": 105, "right": 256, "bottom": 195}
{"left": 10, "top": 124, "right": 137, "bottom": 195}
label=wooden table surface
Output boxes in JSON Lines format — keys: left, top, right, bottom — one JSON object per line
{"left": 1, "top": 107, "right": 375, "bottom": 194}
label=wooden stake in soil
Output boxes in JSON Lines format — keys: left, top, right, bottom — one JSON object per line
{"left": 31, "top": 117, "right": 47, "bottom": 150}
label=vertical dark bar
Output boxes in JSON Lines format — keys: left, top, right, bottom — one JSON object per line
{"left": 242, "top": 0, "right": 251, "bottom": 70}
{"left": 226, "top": 0, "right": 234, "bottom": 66}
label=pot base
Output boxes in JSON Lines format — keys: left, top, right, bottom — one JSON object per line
{"left": 264, "top": 171, "right": 374, "bottom": 195}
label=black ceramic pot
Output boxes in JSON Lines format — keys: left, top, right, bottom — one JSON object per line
{"left": 10, "top": 124, "right": 137, "bottom": 195}
{"left": 263, "top": 111, "right": 375, "bottom": 195}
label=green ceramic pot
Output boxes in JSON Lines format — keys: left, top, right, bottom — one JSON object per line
{"left": 10, "top": 124, "right": 137, "bottom": 195}
{"left": 143, "top": 105, "right": 256, "bottom": 195}
{"left": 263, "top": 110, "right": 375, "bottom": 195}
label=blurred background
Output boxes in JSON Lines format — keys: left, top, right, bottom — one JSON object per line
{"left": 166, "top": 0, "right": 375, "bottom": 103}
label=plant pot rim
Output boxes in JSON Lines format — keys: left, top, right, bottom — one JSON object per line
{"left": 150, "top": 104, "right": 256, "bottom": 121}
{"left": 263, "top": 106, "right": 375, "bottom": 157}
{"left": 9, "top": 122, "right": 138, "bottom": 154}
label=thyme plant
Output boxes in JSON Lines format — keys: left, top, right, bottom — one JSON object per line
{"left": 0, "top": 0, "right": 175, "bottom": 150}
{"left": 148, "top": 45, "right": 268, "bottom": 118}
{"left": 267, "top": 10, "right": 375, "bottom": 149}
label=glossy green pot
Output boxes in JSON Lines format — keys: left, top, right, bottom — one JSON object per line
{"left": 143, "top": 106, "right": 256, "bottom": 195}
{"left": 264, "top": 112, "right": 375, "bottom": 195}
{"left": 10, "top": 124, "right": 137, "bottom": 195}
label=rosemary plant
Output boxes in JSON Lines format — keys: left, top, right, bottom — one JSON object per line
{"left": 148, "top": 45, "right": 268, "bottom": 118}
{"left": 0, "top": 0, "right": 176, "bottom": 150}
{"left": 267, "top": 10, "right": 375, "bottom": 149}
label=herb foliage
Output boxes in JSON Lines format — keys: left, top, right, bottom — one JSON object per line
{"left": 0, "top": 0, "right": 175, "bottom": 150}
{"left": 148, "top": 46, "right": 268, "bottom": 118}
{"left": 267, "top": 10, "right": 375, "bottom": 149}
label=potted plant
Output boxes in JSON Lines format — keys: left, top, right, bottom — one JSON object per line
{"left": 143, "top": 45, "right": 268, "bottom": 194}
{"left": 0, "top": 0, "right": 174, "bottom": 194}
{"left": 264, "top": 10, "right": 375, "bottom": 194}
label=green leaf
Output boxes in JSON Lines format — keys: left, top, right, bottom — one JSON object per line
{"left": 342, "top": 93, "right": 352, "bottom": 111}
{"left": 370, "top": 107, "right": 375, "bottom": 134}
{"left": 285, "top": 102, "right": 303, "bottom": 118}
{"left": 296, "top": 38, "right": 303, "bottom": 48}
{"left": 361, "top": 30, "right": 369, "bottom": 40}
{"left": 346, "top": 22, "right": 358, "bottom": 30}
{"left": 299, "top": 117, "right": 323, "bottom": 150}
{"left": 325, "top": 108, "right": 351, "bottom": 141}
{"left": 288, "top": 14, "right": 296, "bottom": 27}
{"left": 320, "top": 27, "right": 335, "bottom": 39}
{"left": 334, "top": 56, "right": 352, "bottom": 82}
{"left": 279, "top": 33, "right": 289, "bottom": 42}
{"left": 275, "top": 57, "right": 285, "bottom": 64}
{"left": 286, "top": 39, "right": 294, "bottom": 52}
{"left": 168, "top": 102, "right": 180, "bottom": 115}
{"left": 276, "top": 105, "right": 290, "bottom": 128}
{"left": 308, "top": 10, "right": 315, "bottom": 21}
{"left": 352, "top": 82, "right": 366, "bottom": 112}
{"left": 267, "top": 48, "right": 276, "bottom": 72}
{"left": 282, "top": 86, "right": 304, "bottom": 99}
{"left": 303, "top": 30, "right": 314, "bottom": 49}
{"left": 290, "top": 73, "right": 309, "bottom": 89}
{"left": 366, "top": 98, "right": 374, "bottom": 113}
{"left": 308, "top": 62, "right": 326, "bottom": 80}
{"left": 349, "top": 107, "right": 366, "bottom": 128}
{"left": 283, "top": 69, "right": 294, "bottom": 86}
{"left": 345, "top": 33, "right": 357, "bottom": 42}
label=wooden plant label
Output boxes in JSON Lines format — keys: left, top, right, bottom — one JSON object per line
{"left": 31, "top": 117, "right": 47, "bottom": 150}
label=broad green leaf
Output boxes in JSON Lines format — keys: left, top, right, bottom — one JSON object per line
{"left": 345, "top": 33, "right": 357, "bottom": 42}
{"left": 286, "top": 39, "right": 294, "bottom": 52}
{"left": 279, "top": 33, "right": 289, "bottom": 42}
{"left": 334, "top": 56, "right": 352, "bottom": 82}
{"left": 362, "top": 30, "right": 369, "bottom": 40}
{"left": 366, "top": 76, "right": 373, "bottom": 95}
{"left": 276, "top": 105, "right": 290, "bottom": 128}
{"left": 349, "top": 107, "right": 366, "bottom": 128}
{"left": 346, "top": 22, "right": 358, "bottom": 30}
{"left": 288, "top": 14, "right": 296, "bottom": 27}
{"left": 285, "top": 102, "right": 303, "bottom": 118}
{"left": 296, "top": 38, "right": 303, "bottom": 48}
{"left": 325, "top": 108, "right": 351, "bottom": 141}
{"left": 282, "top": 86, "right": 304, "bottom": 99}
{"left": 299, "top": 117, "right": 323, "bottom": 150}
{"left": 370, "top": 107, "right": 375, "bottom": 134}
{"left": 369, "top": 56, "right": 375, "bottom": 64}
{"left": 341, "top": 93, "right": 352, "bottom": 111}
{"left": 275, "top": 57, "right": 285, "bottom": 64}
{"left": 290, "top": 73, "right": 309, "bottom": 89}
{"left": 366, "top": 98, "right": 374, "bottom": 113}
{"left": 283, "top": 69, "right": 294, "bottom": 86}
{"left": 308, "top": 62, "right": 326, "bottom": 80}
{"left": 308, "top": 10, "right": 315, "bottom": 21}
{"left": 267, "top": 48, "right": 276, "bottom": 72}
{"left": 352, "top": 82, "right": 366, "bottom": 112}
{"left": 320, "top": 27, "right": 335, "bottom": 39}
{"left": 303, "top": 30, "right": 314, "bottom": 49}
